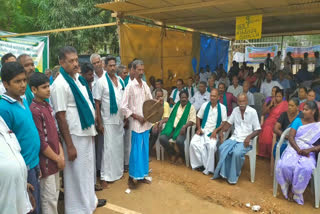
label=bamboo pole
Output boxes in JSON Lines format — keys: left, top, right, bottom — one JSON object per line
{"left": 0, "top": 22, "right": 117, "bottom": 38}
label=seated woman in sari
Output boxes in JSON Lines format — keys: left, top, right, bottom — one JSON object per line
{"left": 276, "top": 101, "right": 320, "bottom": 205}
{"left": 270, "top": 98, "right": 300, "bottom": 174}
{"left": 299, "top": 89, "right": 320, "bottom": 114}
{"left": 258, "top": 89, "right": 288, "bottom": 158}
{"left": 261, "top": 86, "right": 281, "bottom": 123}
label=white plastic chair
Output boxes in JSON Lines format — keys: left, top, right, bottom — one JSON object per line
{"left": 155, "top": 125, "right": 196, "bottom": 167}
{"left": 273, "top": 127, "right": 320, "bottom": 208}
{"left": 245, "top": 136, "right": 258, "bottom": 183}
{"left": 217, "top": 126, "right": 258, "bottom": 183}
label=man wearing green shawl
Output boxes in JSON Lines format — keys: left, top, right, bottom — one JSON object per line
{"left": 169, "top": 79, "right": 185, "bottom": 107}
{"left": 159, "top": 90, "right": 196, "bottom": 164}
{"left": 51, "top": 46, "right": 106, "bottom": 213}
{"left": 94, "top": 56, "right": 125, "bottom": 188}
{"left": 218, "top": 82, "right": 237, "bottom": 117}
{"left": 17, "top": 54, "right": 35, "bottom": 106}
{"left": 189, "top": 89, "right": 227, "bottom": 175}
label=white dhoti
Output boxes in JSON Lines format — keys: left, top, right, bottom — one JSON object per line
{"left": 101, "top": 123, "right": 124, "bottom": 182}
{"left": 63, "top": 135, "right": 97, "bottom": 214}
{"left": 189, "top": 134, "right": 217, "bottom": 175}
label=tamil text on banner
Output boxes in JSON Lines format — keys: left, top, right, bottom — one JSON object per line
{"left": 0, "top": 31, "right": 49, "bottom": 73}
{"left": 286, "top": 45, "right": 320, "bottom": 60}
{"left": 236, "top": 15, "right": 262, "bottom": 40}
{"left": 245, "top": 45, "right": 278, "bottom": 63}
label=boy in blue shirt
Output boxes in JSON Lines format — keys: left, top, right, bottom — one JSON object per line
{"left": 0, "top": 62, "right": 41, "bottom": 214}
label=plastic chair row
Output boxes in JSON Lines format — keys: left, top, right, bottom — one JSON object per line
{"left": 156, "top": 124, "right": 257, "bottom": 183}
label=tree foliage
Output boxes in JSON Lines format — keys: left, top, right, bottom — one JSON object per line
{"left": 0, "top": 0, "right": 118, "bottom": 66}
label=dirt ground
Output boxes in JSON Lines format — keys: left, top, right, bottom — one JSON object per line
{"left": 90, "top": 156, "right": 319, "bottom": 214}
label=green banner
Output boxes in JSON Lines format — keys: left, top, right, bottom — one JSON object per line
{"left": 0, "top": 31, "right": 49, "bottom": 73}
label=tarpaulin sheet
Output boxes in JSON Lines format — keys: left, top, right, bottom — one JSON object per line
{"left": 119, "top": 23, "right": 199, "bottom": 88}
{"left": 199, "top": 35, "right": 229, "bottom": 72}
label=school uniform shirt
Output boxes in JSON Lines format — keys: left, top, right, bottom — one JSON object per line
{"left": 227, "top": 106, "right": 261, "bottom": 142}
{"left": 0, "top": 95, "right": 40, "bottom": 170}
{"left": 50, "top": 73, "right": 97, "bottom": 137}
{"left": 190, "top": 91, "right": 210, "bottom": 111}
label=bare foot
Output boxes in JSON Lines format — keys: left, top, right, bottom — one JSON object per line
{"left": 101, "top": 180, "right": 109, "bottom": 189}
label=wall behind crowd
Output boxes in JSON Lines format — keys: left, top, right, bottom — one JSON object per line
{"left": 119, "top": 23, "right": 229, "bottom": 89}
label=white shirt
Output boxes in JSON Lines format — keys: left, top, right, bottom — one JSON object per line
{"left": 50, "top": 73, "right": 97, "bottom": 136}
{"left": 0, "top": 117, "right": 32, "bottom": 214}
{"left": 121, "top": 79, "right": 153, "bottom": 133}
{"left": 93, "top": 73, "right": 124, "bottom": 125}
{"left": 200, "top": 72, "right": 209, "bottom": 82}
{"left": 227, "top": 85, "right": 243, "bottom": 97}
{"left": 197, "top": 101, "right": 227, "bottom": 134}
{"left": 260, "top": 80, "right": 283, "bottom": 97}
{"left": 186, "top": 86, "right": 197, "bottom": 98}
{"left": 92, "top": 70, "right": 106, "bottom": 89}
{"left": 190, "top": 91, "right": 210, "bottom": 111}
{"left": 227, "top": 106, "right": 261, "bottom": 142}
{"left": 170, "top": 88, "right": 182, "bottom": 104}
{"left": 0, "top": 81, "right": 6, "bottom": 96}
{"left": 247, "top": 91, "right": 255, "bottom": 106}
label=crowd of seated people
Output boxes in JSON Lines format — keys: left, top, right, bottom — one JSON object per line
{"left": 147, "top": 53, "right": 320, "bottom": 206}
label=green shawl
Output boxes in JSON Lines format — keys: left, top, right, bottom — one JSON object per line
{"left": 201, "top": 101, "right": 222, "bottom": 137}
{"left": 60, "top": 67, "right": 95, "bottom": 130}
{"left": 161, "top": 101, "right": 191, "bottom": 140}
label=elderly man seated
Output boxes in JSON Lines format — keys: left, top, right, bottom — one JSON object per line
{"left": 149, "top": 88, "right": 170, "bottom": 151}
{"left": 189, "top": 89, "right": 227, "bottom": 175}
{"left": 190, "top": 81, "right": 210, "bottom": 111}
{"left": 159, "top": 90, "right": 196, "bottom": 164}
{"left": 213, "top": 93, "right": 261, "bottom": 184}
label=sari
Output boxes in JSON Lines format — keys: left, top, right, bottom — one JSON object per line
{"left": 276, "top": 122, "right": 320, "bottom": 205}
{"left": 258, "top": 101, "right": 288, "bottom": 158}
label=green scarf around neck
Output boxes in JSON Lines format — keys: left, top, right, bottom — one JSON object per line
{"left": 170, "top": 88, "right": 179, "bottom": 108}
{"left": 78, "top": 75, "right": 95, "bottom": 109}
{"left": 161, "top": 101, "right": 191, "bottom": 140}
{"left": 59, "top": 67, "right": 95, "bottom": 130}
{"left": 124, "top": 75, "right": 130, "bottom": 87}
{"left": 201, "top": 101, "right": 222, "bottom": 137}
{"left": 222, "top": 93, "right": 227, "bottom": 109}
{"left": 105, "top": 72, "right": 122, "bottom": 115}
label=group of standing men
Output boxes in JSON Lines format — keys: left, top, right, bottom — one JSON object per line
{"left": 0, "top": 46, "right": 153, "bottom": 214}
